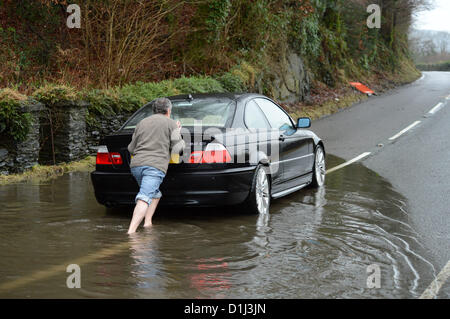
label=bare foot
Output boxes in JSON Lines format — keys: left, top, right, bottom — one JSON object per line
{"left": 143, "top": 223, "right": 153, "bottom": 228}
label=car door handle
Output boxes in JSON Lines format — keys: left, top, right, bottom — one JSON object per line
{"left": 279, "top": 135, "right": 285, "bottom": 142}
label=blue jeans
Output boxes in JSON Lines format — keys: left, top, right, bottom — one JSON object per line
{"left": 130, "top": 166, "right": 166, "bottom": 205}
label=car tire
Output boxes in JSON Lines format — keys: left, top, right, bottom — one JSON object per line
{"left": 245, "top": 164, "right": 271, "bottom": 214}
{"left": 310, "top": 145, "right": 326, "bottom": 188}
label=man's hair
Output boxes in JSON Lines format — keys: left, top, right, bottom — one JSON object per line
{"left": 152, "top": 98, "right": 172, "bottom": 115}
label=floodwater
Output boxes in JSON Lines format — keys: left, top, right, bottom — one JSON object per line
{"left": 0, "top": 155, "right": 437, "bottom": 298}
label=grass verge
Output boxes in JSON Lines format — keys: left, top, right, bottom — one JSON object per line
{"left": 0, "top": 156, "right": 95, "bottom": 185}
{"left": 283, "top": 65, "right": 421, "bottom": 121}
{"left": 284, "top": 90, "right": 369, "bottom": 121}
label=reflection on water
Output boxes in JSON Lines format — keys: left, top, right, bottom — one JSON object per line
{"left": 0, "top": 156, "right": 437, "bottom": 298}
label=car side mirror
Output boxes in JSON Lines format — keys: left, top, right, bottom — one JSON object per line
{"left": 297, "top": 117, "right": 311, "bottom": 128}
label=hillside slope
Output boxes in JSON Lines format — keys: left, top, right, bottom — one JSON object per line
{"left": 0, "top": 0, "right": 424, "bottom": 107}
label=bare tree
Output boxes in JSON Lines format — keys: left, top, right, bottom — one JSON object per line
{"left": 81, "top": 0, "right": 185, "bottom": 88}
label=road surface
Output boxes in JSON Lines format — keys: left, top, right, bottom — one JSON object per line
{"left": 313, "top": 71, "right": 450, "bottom": 297}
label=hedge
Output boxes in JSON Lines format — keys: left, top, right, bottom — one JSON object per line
{"left": 1, "top": 73, "right": 247, "bottom": 139}
{"left": 0, "top": 88, "right": 32, "bottom": 142}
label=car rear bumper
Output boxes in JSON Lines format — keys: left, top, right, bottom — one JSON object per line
{"left": 91, "top": 166, "right": 256, "bottom": 207}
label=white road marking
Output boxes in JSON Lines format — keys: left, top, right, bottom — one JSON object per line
{"left": 326, "top": 152, "right": 371, "bottom": 175}
{"left": 428, "top": 102, "right": 444, "bottom": 115}
{"left": 420, "top": 260, "right": 450, "bottom": 299}
{"left": 388, "top": 121, "right": 421, "bottom": 141}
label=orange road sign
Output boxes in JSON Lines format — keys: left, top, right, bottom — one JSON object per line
{"left": 349, "top": 82, "right": 375, "bottom": 95}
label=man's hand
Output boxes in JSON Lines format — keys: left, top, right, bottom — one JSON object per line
{"left": 176, "top": 120, "right": 182, "bottom": 129}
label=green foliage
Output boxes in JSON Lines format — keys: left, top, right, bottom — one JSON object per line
{"left": 186, "top": 0, "right": 290, "bottom": 73}
{"left": 203, "top": 0, "right": 232, "bottom": 43}
{"left": 32, "top": 84, "right": 78, "bottom": 106}
{"left": 82, "top": 89, "right": 117, "bottom": 116}
{"left": 290, "top": 13, "right": 322, "bottom": 59}
{"left": 0, "top": 0, "right": 62, "bottom": 84}
{"left": 321, "top": 27, "right": 344, "bottom": 61}
{"left": 229, "top": 0, "right": 289, "bottom": 56}
{"left": 119, "top": 80, "right": 178, "bottom": 105}
{"left": 172, "top": 76, "right": 224, "bottom": 94}
{"left": 0, "top": 89, "right": 31, "bottom": 142}
{"left": 82, "top": 76, "right": 229, "bottom": 119}
{"left": 0, "top": 26, "right": 30, "bottom": 85}
{"left": 215, "top": 72, "right": 246, "bottom": 93}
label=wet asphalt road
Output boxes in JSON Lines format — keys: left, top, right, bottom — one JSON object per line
{"left": 313, "top": 72, "right": 450, "bottom": 295}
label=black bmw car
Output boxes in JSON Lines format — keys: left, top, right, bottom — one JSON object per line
{"left": 91, "top": 93, "right": 326, "bottom": 214}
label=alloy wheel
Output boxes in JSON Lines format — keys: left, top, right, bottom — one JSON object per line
{"left": 315, "top": 147, "right": 326, "bottom": 187}
{"left": 255, "top": 168, "right": 270, "bottom": 214}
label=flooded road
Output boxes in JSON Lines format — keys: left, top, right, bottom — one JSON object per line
{"left": 0, "top": 155, "right": 437, "bottom": 298}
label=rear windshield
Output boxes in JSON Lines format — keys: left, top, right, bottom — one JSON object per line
{"left": 122, "top": 97, "right": 235, "bottom": 129}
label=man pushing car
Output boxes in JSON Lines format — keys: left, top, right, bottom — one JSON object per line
{"left": 127, "top": 97, "right": 185, "bottom": 234}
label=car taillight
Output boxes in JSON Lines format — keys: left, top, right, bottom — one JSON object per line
{"left": 189, "top": 143, "right": 232, "bottom": 164}
{"left": 96, "top": 145, "right": 123, "bottom": 165}
{"left": 110, "top": 153, "right": 123, "bottom": 165}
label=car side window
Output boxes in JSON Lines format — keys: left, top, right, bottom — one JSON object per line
{"left": 244, "top": 100, "right": 271, "bottom": 129}
{"left": 255, "top": 98, "right": 294, "bottom": 130}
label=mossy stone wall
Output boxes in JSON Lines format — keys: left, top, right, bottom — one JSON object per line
{"left": 38, "top": 101, "right": 89, "bottom": 165}
{"left": 0, "top": 101, "right": 44, "bottom": 174}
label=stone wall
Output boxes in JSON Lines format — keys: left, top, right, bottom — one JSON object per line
{"left": 1, "top": 99, "right": 133, "bottom": 174}
{"left": 86, "top": 112, "right": 134, "bottom": 155}
{"left": 0, "top": 101, "right": 44, "bottom": 174}
{"left": 39, "top": 101, "right": 89, "bottom": 165}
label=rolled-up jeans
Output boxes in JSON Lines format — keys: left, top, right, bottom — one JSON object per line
{"left": 130, "top": 166, "right": 165, "bottom": 205}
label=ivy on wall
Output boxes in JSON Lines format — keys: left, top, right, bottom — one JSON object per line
{"left": 0, "top": 89, "right": 32, "bottom": 142}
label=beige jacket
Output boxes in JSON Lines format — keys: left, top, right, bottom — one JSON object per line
{"left": 127, "top": 114, "right": 185, "bottom": 174}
